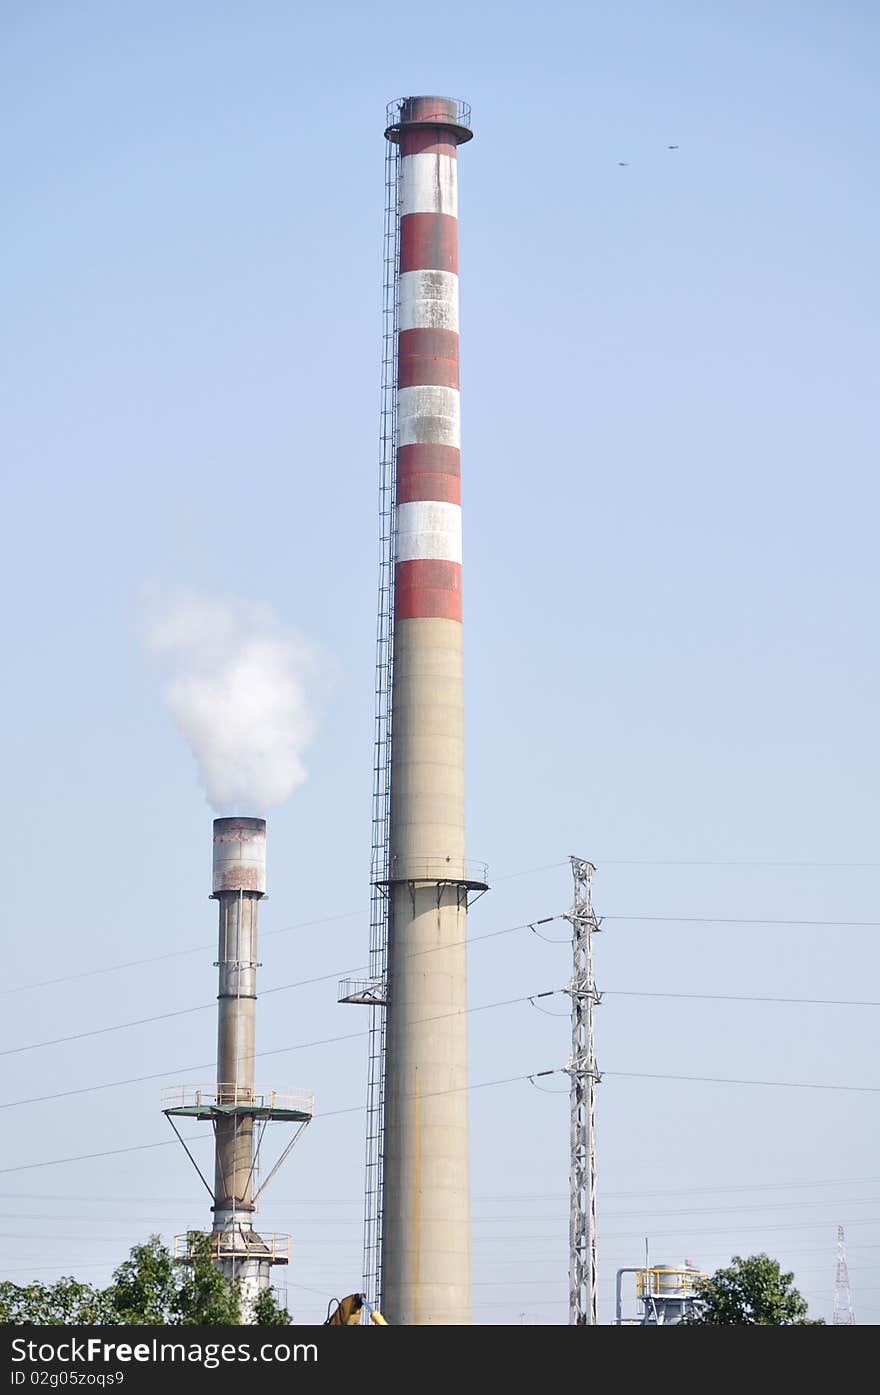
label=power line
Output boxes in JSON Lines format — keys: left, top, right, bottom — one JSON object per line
{"left": 11, "top": 1237, "right": 879, "bottom": 1275}
{"left": 7, "top": 880, "right": 880, "bottom": 999}
{"left": 0, "top": 1194, "right": 365, "bottom": 1206}
{"left": 0, "top": 991, "right": 561, "bottom": 1114}
{"left": 0, "top": 1032, "right": 367, "bottom": 1109}
{"left": 0, "top": 1213, "right": 359, "bottom": 1224}
{"left": 473, "top": 1213, "right": 880, "bottom": 1243}
{"left": 7, "top": 1050, "right": 880, "bottom": 1176}
{"left": 0, "top": 1260, "right": 129, "bottom": 1276}
{"left": 0, "top": 1232, "right": 143, "bottom": 1244}
{"left": 531, "top": 1064, "right": 880, "bottom": 1096}
{"left": 0, "top": 858, "right": 572, "bottom": 998}
{"left": 597, "top": 859, "right": 880, "bottom": 869}
{"left": 10, "top": 1190, "right": 880, "bottom": 1227}
{"left": 604, "top": 989, "right": 880, "bottom": 1009}
{"left": 477, "top": 1194, "right": 880, "bottom": 1223}
{"left": 602, "top": 915, "right": 880, "bottom": 927}
{"left": 0, "top": 911, "right": 363, "bottom": 997}
{"left": 604, "top": 1069, "right": 880, "bottom": 1094}
{"left": 0, "top": 965, "right": 366, "bottom": 1057}
{"left": 20, "top": 963, "right": 873, "bottom": 1061}
{"left": 0, "top": 1067, "right": 547, "bottom": 1174}
{"left": 0, "top": 1001, "right": 218, "bottom": 1057}
{"left": 472, "top": 1174, "right": 880, "bottom": 1202}
{"left": 3, "top": 1050, "right": 880, "bottom": 1164}
{"left": 493, "top": 861, "right": 568, "bottom": 881}
{"left": 0, "top": 916, "right": 559, "bottom": 1057}
{"left": 0, "top": 1135, "right": 202, "bottom": 1175}
{"left": 8, "top": 1170, "right": 880, "bottom": 1206}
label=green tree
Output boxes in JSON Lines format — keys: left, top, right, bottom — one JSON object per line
{"left": 0, "top": 1234, "right": 292, "bottom": 1326}
{"left": 105, "top": 1236, "right": 179, "bottom": 1324}
{"left": 0, "top": 1277, "right": 113, "bottom": 1325}
{"left": 688, "top": 1253, "right": 823, "bottom": 1325}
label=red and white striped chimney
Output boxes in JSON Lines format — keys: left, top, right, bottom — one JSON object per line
{"left": 381, "top": 95, "right": 483, "bottom": 1327}
{"left": 395, "top": 96, "right": 465, "bottom": 626}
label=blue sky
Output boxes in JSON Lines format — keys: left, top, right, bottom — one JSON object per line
{"left": 1, "top": 1, "right": 878, "bottom": 1323}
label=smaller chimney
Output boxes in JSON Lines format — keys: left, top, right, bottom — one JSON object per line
{"left": 162, "top": 817, "right": 313, "bottom": 1321}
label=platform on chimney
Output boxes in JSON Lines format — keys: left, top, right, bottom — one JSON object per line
{"left": 173, "top": 1229, "right": 291, "bottom": 1265}
{"left": 338, "top": 976, "right": 387, "bottom": 1007}
{"left": 161, "top": 1084, "right": 313, "bottom": 1122}
{"left": 373, "top": 856, "right": 489, "bottom": 892}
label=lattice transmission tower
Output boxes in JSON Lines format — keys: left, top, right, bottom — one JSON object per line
{"left": 565, "top": 856, "right": 602, "bottom": 1325}
{"left": 833, "top": 1224, "right": 855, "bottom": 1324}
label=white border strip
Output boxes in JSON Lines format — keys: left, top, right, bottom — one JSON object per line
{"left": 396, "top": 500, "right": 462, "bottom": 564}
{"left": 399, "top": 270, "right": 459, "bottom": 333}
{"left": 397, "top": 385, "right": 461, "bottom": 448}
{"left": 400, "top": 152, "right": 458, "bottom": 217}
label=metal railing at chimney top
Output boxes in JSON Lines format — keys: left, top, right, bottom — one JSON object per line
{"left": 384, "top": 97, "right": 472, "bottom": 132}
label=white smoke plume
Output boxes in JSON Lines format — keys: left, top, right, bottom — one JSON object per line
{"left": 147, "top": 594, "right": 321, "bottom": 813}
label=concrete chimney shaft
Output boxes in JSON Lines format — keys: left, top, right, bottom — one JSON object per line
{"left": 380, "top": 96, "right": 481, "bottom": 1326}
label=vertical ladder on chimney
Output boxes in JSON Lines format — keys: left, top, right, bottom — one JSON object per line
{"left": 363, "top": 125, "right": 400, "bottom": 1313}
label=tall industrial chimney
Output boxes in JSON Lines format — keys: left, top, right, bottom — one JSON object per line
{"left": 164, "top": 817, "right": 313, "bottom": 1320}
{"left": 380, "top": 95, "right": 484, "bottom": 1326}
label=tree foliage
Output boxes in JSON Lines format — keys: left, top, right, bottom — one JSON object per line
{"left": 688, "top": 1253, "right": 823, "bottom": 1325}
{"left": 0, "top": 1277, "right": 113, "bottom": 1326}
{"left": 105, "top": 1236, "right": 180, "bottom": 1325}
{"left": 0, "top": 1234, "right": 292, "bottom": 1326}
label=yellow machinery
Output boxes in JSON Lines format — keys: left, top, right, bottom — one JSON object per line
{"left": 324, "top": 1293, "right": 388, "bottom": 1325}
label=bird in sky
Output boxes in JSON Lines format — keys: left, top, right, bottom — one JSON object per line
{"left": 668, "top": 144, "right": 679, "bottom": 149}
{"left": 618, "top": 161, "right": 629, "bottom": 166}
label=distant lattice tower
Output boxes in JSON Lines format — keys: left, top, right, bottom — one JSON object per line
{"left": 832, "top": 1225, "right": 855, "bottom": 1325}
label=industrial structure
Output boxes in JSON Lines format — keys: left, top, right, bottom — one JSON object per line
{"left": 163, "top": 817, "right": 313, "bottom": 1318}
{"left": 341, "top": 95, "right": 484, "bottom": 1326}
{"left": 833, "top": 1225, "right": 855, "bottom": 1324}
{"left": 566, "top": 858, "right": 602, "bottom": 1324}
{"left": 49, "top": 83, "right": 844, "bottom": 1333}
{"left": 615, "top": 1263, "right": 706, "bottom": 1325}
